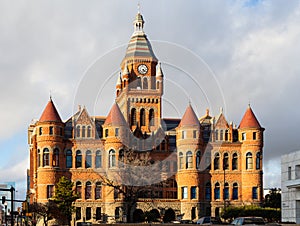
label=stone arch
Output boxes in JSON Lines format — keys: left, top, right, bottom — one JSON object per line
{"left": 133, "top": 209, "right": 144, "bottom": 223}
{"left": 163, "top": 208, "right": 175, "bottom": 223}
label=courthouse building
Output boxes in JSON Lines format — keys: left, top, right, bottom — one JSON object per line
{"left": 28, "top": 11, "right": 265, "bottom": 224}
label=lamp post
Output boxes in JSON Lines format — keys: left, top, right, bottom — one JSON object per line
{"left": 4, "top": 202, "right": 7, "bottom": 226}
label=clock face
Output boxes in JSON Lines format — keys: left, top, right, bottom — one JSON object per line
{"left": 138, "top": 64, "right": 148, "bottom": 74}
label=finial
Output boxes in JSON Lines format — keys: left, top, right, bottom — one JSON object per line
{"left": 220, "top": 107, "right": 223, "bottom": 114}
{"left": 206, "top": 108, "right": 209, "bottom": 116}
{"left": 137, "top": 2, "right": 141, "bottom": 13}
{"left": 49, "top": 90, "right": 52, "bottom": 100}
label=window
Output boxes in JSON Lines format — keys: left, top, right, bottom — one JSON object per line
{"left": 214, "top": 153, "right": 220, "bottom": 170}
{"left": 220, "top": 130, "right": 223, "bottom": 141}
{"left": 149, "top": 109, "right": 154, "bottom": 126}
{"left": 193, "top": 130, "right": 197, "bottom": 139}
{"left": 85, "top": 182, "right": 92, "bottom": 199}
{"left": 232, "top": 183, "right": 238, "bottom": 200}
{"left": 82, "top": 126, "right": 86, "bottom": 137}
{"left": 39, "top": 127, "right": 43, "bottom": 135}
{"left": 86, "top": 207, "right": 91, "bottom": 220}
{"left": 186, "top": 151, "right": 193, "bottom": 169}
{"left": 87, "top": 126, "right": 91, "bottom": 137}
{"left": 140, "top": 108, "right": 145, "bottom": 126}
{"left": 252, "top": 187, "right": 258, "bottom": 199}
{"left": 43, "top": 148, "right": 49, "bottom": 166}
{"left": 253, "top": 132, "right": 257, "bottom": 140}
{"left": 224, "top": 182, "right": 229, "bottom": 200}
{"left": 53, "top": 148, "right": 59, "bottom": 167}
{"left": 96, "top": 207, "right": 101, "bottom": 220}
{"left": 109, "top": 149, "right": 116, "bottom": 168}
{"left": 191, "top": 186, "right": 197, "bottom": 199}
{"left": 143, "top": 77, "right": 148, "bottom": 89}
{"left": 256, "top": 152, "right": 261, "bottom": 169}
{"left": 223, "top": 153, "right": 229, "bottom": 170}
{"left": 182, "top": 131, "right": 186, "bottom": 139}
{"left": 196, "top": 151, "right": 201, "bottom": 169}
{"left": 242, "top": 132, "right": 246, "bottom": 141}
{"left": 156, "top": 81, "right": 160, "bottom": 89}
{"left": 205, "top": 183, "right": 211, "bottom": 200}
{"left": 182, "top": 187, "right": 188, "bottom": 199}
{"left": 232, "top": 153, "right": 238, "bottom": 170}
{"left": 76, "top": 181, "right": 82, "bottom": 199}
{"left": 173, "top": 161, "right": 177, "bottom": 172}
{"left": 85, "top": 150, "right": 92, "bottom": 168}
{"left": 214, "top": 183, "right": 220, "bottom": 200}
{"left": 47, "top": 185, "right": 54, "bottom": 199}
{"left": 288, "top": 166, "right": 292, "bottom": 180}
{"left": 115, "top": 128, "right": 119, "bottom": 136}
{"left": 76, "top": 207, "right": 81, "bottom": 220}
{"left": 165, "top": 161, "right": 170, "bottom": 172}
{"left": 105, "top": 129, "right": 108, "bottom": 137}
{"left": 66, "top": 150, "right": 72, "bottom": 168}
{"left": 119, "top": 149, "right": 124, "bottom": 167}
{"left": 95, "top": 182, "right": 102, "bottom": 199}
{"left": 296, "top": 165, "right": 300, "bottom": 179}
{"left": 76, "top": 125, "right": 80, "bottom": 138}
{"left": 114, "top": 187, "right": 119, "bottom": 199}
{"left": 246, "top": 152, "right": 253, "bottom": 169}
{"left": 131, "top": 108, "right": 136, "bottom": 126}
{"left": 76, "top": 150, "right": 82, "bottom": 168}
{"left": 49, "top": 126, "right": 53, "bottom": 135}
{"left": 215, "top": 130, "right": 219, "bottom": 140}
{"left": 37, "top": 149, "right": 41, "bottom": 167}
{"left": 179, "top": 152, "right": 184, "bottom": 169}
{"left": 95, "top": 150, "right": 102, "bottom": 168}
{"left": 225, "top": 130, "right": 229, "bottom": 141}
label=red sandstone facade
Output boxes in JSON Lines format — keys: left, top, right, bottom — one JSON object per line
{"left": 28, "top": 12, "right": 265, "bottom": 224}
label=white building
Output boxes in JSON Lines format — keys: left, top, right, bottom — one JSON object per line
{"left": 281, "top": 150, "right": 300, "bottom": 223}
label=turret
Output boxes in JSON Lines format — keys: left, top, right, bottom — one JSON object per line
{"left": 156, "top": 62, "right": 164, "bottom": 95}
{"left": 35, "top": 98, "right": 65, "bottom": 202}
{"left": 176, "top": 104, "right": 201, "bottom": 220}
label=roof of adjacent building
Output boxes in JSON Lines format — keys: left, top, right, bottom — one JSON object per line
{"left": 39, "top": 99, "right": 62, "bottom": 123}
{"left": 178, "top": 104, "right": 200, "bottom": 128}
{"left": 239, "top": 105, "right": 261, "bottom": 129}
{"left": 104, "top": 102, "right": 127, "bottom": 126}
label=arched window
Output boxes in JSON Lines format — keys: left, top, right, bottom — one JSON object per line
{"left": 131, "top": 108, "right": 136, "bottom": 126}
{"left": 109, "top": 150, "right": 116, "bottom": 168}
{"left": 76, "top": 150, "right": 82, "bottom": 168}
{"left": 85, "top": 181, "right": 92, "bottom": 199}
{"left": 232, "top": 153, "right": 238, "bottom": 170}
{"left": 224, "top": 182, "right": 229, "bottom": 200}
{"left": 76, "top": 181, "right": 82, "bottom": 199}
{"left": 95, "top": 182, "right": 102, "bottom": 199}
{"left": 186, "top": 151, "right": 193, "bottom": 169}
{"left": 246, "top": 152, "right": 253, "bottom": 169}
{"left": 214, "top": 153, "right": 220, "bottom": 170}
{"left": 215, "top": 130, "right": 219, "bottom": 141}
{"left": 37, "top": 149, "right": 41, "bottom": 167}
{"left": 156, "top": 81, "right": 160, "bottom": 90}
{"left": 140, "top": 108, "right": 145, "bottom": 126}
{"left": 196, "top": 151, "right": 201, "bottom": 169}
{"left": 232, "top": 183, "right": 238, "bottom": 200}
{"left": 85, "top": 150, "right": 92, "bottom": 168}
{"left": 223, "top": 153, "right": 229, "bottom": 170}
{"left": 87, "top": 126, "right": 91, "bottom": 138}
{"left": 214, "top": 182, "right": 220, "bottom": 200}
{"left": 66, "top": 150, "right": 72, "bottom": 168}
{"left": 53, "top": 148, "right": 59, "bottom": 167}
{"left": 225, "top": 130, "right": 229, "bottom": 141}
{"left": 43, "top": 148, "right": 49, "bottom": 167}
{"left": 179, "top": 152, "right": 184, "bottom": 169}
{"left": 76, "top": 125, "right": 80, "bottom": 138}
{"left": 256, "top": 152, "right": 261, "bottom": 169}
{"left": 136, "top": 77, "right": 141, "bottom": 89}
{"left": 205, "top": 183, "right": 211, "bottom": 200}
{"left": 149, "top": 109, "right": 154, "bottom": 126}
{"left": 82, "top": 126, "right": 86, "bottom": 138}
{"left": 119, "top": 149, "right": 124, "bottom": 167}
{"left": 143, "top": 77, "right": 148, "bottom": 89}
{"left": 95, "top": 150, "right": 102, "bottom": 168}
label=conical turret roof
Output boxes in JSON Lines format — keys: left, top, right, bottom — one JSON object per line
{"left": 104, "top": 102, "right": 127, "bottom": 126}
{"left": 239, "top": 105, "right": 261, "bottom": 129}
{"left": 178, "top": 104, "right": 200, "bottom": 128}
{"left": 39, "top": 98, "right": 62, "bottom": 123}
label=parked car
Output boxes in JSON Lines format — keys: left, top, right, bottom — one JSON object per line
{"left": 196, "top": 216, "right": 222, "bottom": 225}
{"left": 231, "top": 217, "right": 265, "bottom": 225}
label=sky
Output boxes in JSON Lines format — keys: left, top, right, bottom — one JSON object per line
{"left": 0, "top": 0, "right": 300, "bottom": 200}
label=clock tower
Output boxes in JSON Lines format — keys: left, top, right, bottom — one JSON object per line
{"left": 116, "top": 12, "right": 164, "bottom": 133}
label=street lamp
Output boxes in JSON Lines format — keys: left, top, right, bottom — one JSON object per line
{"left": 4, "top": 201, "right": 7, "bottom": 226}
